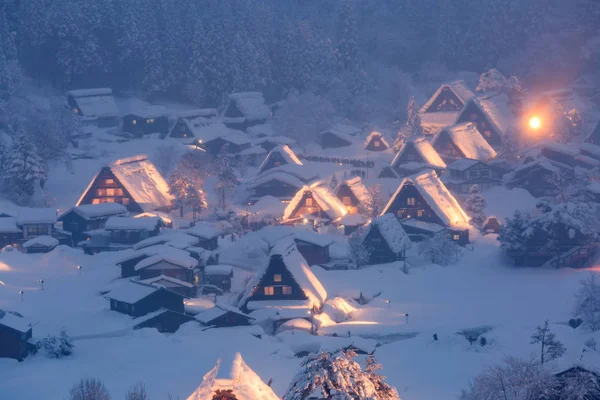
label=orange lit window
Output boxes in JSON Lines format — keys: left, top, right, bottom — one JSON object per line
{"left": 274, "top": 274, "right": 282, "bottom": 282}
{"left": 282, "top": 286, "right": 292, "bottom": 295}
{"left": 374, "top": 141, "right": 381, "bottom": 148}
{"left": 453, "top": 234, "right": 460, "bottom": 241}
{"left": 484, "top": 130, "right": 492, "bottom": 137}
{"left": 106, "top": 188, "right": 115, "bottom": 196}
{"left": 105, "top": 179, "right": 114, "bottom": 185}
{"left": 92, "top": 199, "right": 100, "bottom": 204}
{"left": 306, "top": 198, "right": 313, "bottom": 206}
{"left": 342, "top": 196, "right": 352, "bottom": 206}
{"left": 407, "top": 198, "right": 416, "bottom": 206}
{"left": 122, "top": 198, "right": 130, "bottom": 205}
{"left": 264, "top": 286, "right": 274, "bottom": 296}
{"left": 417, "top": 210, "right": 423, "bottom": 217}
{"left": 97, "top": 189, "right": 106, "bottom": 196}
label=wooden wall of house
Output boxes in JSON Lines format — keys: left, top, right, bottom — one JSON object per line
{"left": 67, "top": 96, "right": 82, "bottom": 116}
{"left": 365, "top": 135, "right": 387, "bottom": 152}
{"left": 432, "top": 131, "right": 464, "bottom": 162}
{"left": 336, "top": 185, "right": 359, "bottom": 208}
{"left": 196, "top": 237, "right": 219, "bottom": 251}
{"left": 206, "top": 274, "right": 232, "bottom": 291}
{"left": 119, "top": 256, "right": 148, "bottom": 278}
{"left": 21, "top": 223, "right": 53, "bottom": 239}
{"left": 138, "top": 262, "right": 195, "bottom": 283}
{"left": 294, "top": 240, "right": 330, "bottom": 266}
{"left": 288, "top": 191, "right": 330, "bottom": 220}
{"left": 111, "top": 290, "right": 183, "bottom": 317}
{"left": 393, "top": 143, "right": 425, "bottom": 170}
{"left": 260, "top": 152, "right": 288, "bottom": 173}
{"left": 123, "top": 114, "right": 169, "bottom": 136}
{"left": 252, "top": 181, "right": 300, "bottom": 200}
{"left": 169, "top": 119, "right": 192, "bottom": 138}
{"left": 110, "top": 227, "right": 159, "bottom": 244}
{"left": 385, "top": 184, "right": 445, "bottom": 225}
{"left": 456, "top": 103, "right": 502, "bottom": 149}
{"left": 0, "top": 326, "right": 32, "bottom": 361}
{"left": 320, "top": 132, "right": 352, "bottom": 149}
{"left": 510, "top": 167, "right": 558, "bottom": 197}
{"left": 134, "top": 310, "right": 194, "bottom": 333}
{"left": 243, "top": 255, "right": 308, "bottom": 307}
{"left": 423, "top": 87, "right": 464, "bottom": 112}
{"left": 204, "top": 138, "right": 246, "bottom": 156}
{"left": 364, "top": 227, "right": 402, "bottom": 264}
{"left": 61, "top": 212, "right": 110, "bottom": 242}
{"left": 78, "top": 167, "right": 143, "bottom": 213}
{"left": 205, "top": 311, "right": 252, "bottom": 328}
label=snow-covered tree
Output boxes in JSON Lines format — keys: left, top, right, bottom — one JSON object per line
{"left": 5, "top": 131, "right": 47, "bottom": 201}
{"left": 464, "top": 185, "right": 487, "bottom": 227}
{"left": 498, "top": 210, "right": 530, "bottom": 254}
{"left": 69, "top": 378, "right": 111, "bottom": 400}
{"left": 329, "top": 174, "right": 338, "bottom": 190}
{"left": 530, "top": 320, "right": 566, "bottom": 364}
{"left": 360, "top": 184, "right": 386, "bottom": 219}
{"left": 38, "top": 329, "right": 74, "bottom": 359}
{"left": 418, "top": 231, "right": 462, "bottom": 266}
{"left": 476, "top": 69, "right": 524, "bottom": 115}
{"left": 394, "top": 96, "right": 423, "bottom": 150}
{"left": 215, "top": 144, "right": 239, "bottom": 209}
{"left": 349, "top": 229, "right": 370, "bottom": 268}
{"left": 185, "top": 185, "right": 207, "bottom": 221}
{"left": 574, "top": 274, "right": 600, "bottom": 332}
{"left": 153, "top": 144, "right": 180, "bottom": 175}
{"left": 365, "top": 355, "right": 401, "bottom": 399}
{"left": 459, "top": 356, "right": 557, "bottom": 400}
{"left": 557, "top": 367, "right": 600, "bottom": 400}
{"left": 336, "top": 0, "right": 359, "bottom": 71}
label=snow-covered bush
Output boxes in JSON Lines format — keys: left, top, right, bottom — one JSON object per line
{"left": 418, "top": 232, "right": 462, "bottom": 266}
{"left": 464, "top": 185, "right": 486, "bottom": 227}
{"left": 69, "top": 378, "right": 111, "bottom": 400}
{"left": 574, "top": 274, "right": 600, "bottom": 332}
{"left": 38, "top": 329, "right": 74, "bottom": 359}
{"left": 348, "top": 230, "right": 370, "bottom": 268}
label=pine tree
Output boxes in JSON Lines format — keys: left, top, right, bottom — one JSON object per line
{"left": 6, "top": 131, "right": 47, "bottom": 199}
{"left": 365, "top": 355, "right": 401, "bottom": 400}
{"left": 329, "top": 174, "right": 338, "bottom": 190}
{"left": 336, "top": 0, "right": 359, "bottom": 71}
{"left": 405, "top": 96, "right": 423, "bottom": 138}
{"left": 464, "top": 185, "right": 487, "bottom": 227}
{"left": 498, "top": 210, "right": 530, "bottom": 254}
{"left": 530, "top": 320, "right": 566, "bottom": 364}
{"left": 215, "top": 144, "right": 238, "bottom": 209}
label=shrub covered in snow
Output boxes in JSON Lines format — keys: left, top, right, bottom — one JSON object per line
{"left": 37, "top": 329, "right": 74, "bottom": 359}
{"left": 574, "top": 274, "right": 600, "bottom": 332}
{"left": 69, "top": 378, "right": 111, "bottom": 400}
{"left": 418, "top": 231, "right": 462, "bottom": 266}
{"left": 348, "top": 229, "right": 371, "bottom": 268}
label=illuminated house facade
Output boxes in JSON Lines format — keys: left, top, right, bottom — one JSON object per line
{"left": 334, "top": 176, "right": 370, "bottom": 215}
{"left": 282, "top": 182, "right": 347, "bottom": 224}
{"left": 455, "top": 94, "right": 511, "bottom": 150}
{"left": 420, "top": 81, "right": 475, "bottom": 113}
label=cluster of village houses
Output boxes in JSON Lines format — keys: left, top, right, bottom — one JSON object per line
{"left": 2, "top": 75, "right": 600, "bottom": 398}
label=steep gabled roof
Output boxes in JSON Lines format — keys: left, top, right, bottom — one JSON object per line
{"left": 225, "top": 92, "right": 271, "bottom": 122}
{"left": 391, "top": 138, "right": 447, "bottom": 169}
{"left": 469, "top": 94, "right": 512, "bottom": 137}
{"left": 141, "top": 275, "right": 195, "bottom": 289}
{"left": 185, "top": 353, "right": 278, "bottom": 400}
{"left": 134, "top": 252, "right": 199, "bottom": 271}
{"left": 249, "top": 171, "right": 305, "bottom": 190}
{"left": 257, "top": 145, "right": 302, "bottom": 175}
{"left": 59, "top": 203, "right": 128, "bottom": 221}
{"left": 420, "top": 80, "right": 476, "bottom": 113}
{"left": 67, "top": 88, "right": 119, "bottom": 118}
{"left": 283, "top": 181, "right": 347, "bottom": 221}
{"left": 434, "top": 122, "right": 497, "bottom": 161}
{"left": 366, "top": 214, "right": 412, "bottom": 253}
{"left": 364, "top": 131, "right": 390, "bottom": 149}
{"left": 320, "top": 124, "right": 361, "bottom": 144}
{"left": 336, "top": 176, "right": 371, "bottom": 205}
{"left": 382, "top": 169, "right": 470, "bottom": 227}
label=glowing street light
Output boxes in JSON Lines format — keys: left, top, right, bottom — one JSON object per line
{"left": 529, "top": 116, "right": 542, "bottom": 130}
{"left": 39, "top": 279, "right": 44, "bottom": 291}
{"left": 19, "top": 290, "right": 24, "bottom": 301}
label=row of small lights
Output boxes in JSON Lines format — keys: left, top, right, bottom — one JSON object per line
{"left": 17, "top": 265, "right": 82, "bottom": 301}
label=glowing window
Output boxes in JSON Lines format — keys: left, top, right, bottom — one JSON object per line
{"left": 122, "top": 198, "right": 130, "bottom": 205}
{"left": 132, "top": 120, "right": 137, "bottom": 125}
{"left": 282, "top": 286, "right": 292, "bottom": 295}
{"left": 97, "top": 189, "right": 106, "bottom": 196}
{"left": 147, "top": 119, "right": 155, "bottom": 124}
{"left": 274, "top": 274, "right": 282, "bottom": 282}
{"left": 417, "top": 210, "right": 423, "bottom": 217}
{"left": 342, "top": 196, "right": 352, "bottom": 205}
{"left": 407, "top": 198, "right": 416, "bottom": 206}
{"left": 105, "top": 179, "right": 114, "bottom": 185}
{"left": 106, "top": 188, "right": 116, "bottom": 196}
{"left": 264, "top": 286, "right": 274, "bottom": 296}
{"left": 374, "top": 141, "right": 381, "bottom": 148}
{"left": 92, "top": 198, "right": 100, "bottom": 204}
{"left": 453, "top": 234, "right": 460, "bottom": 241}
{"left": 306, "top": 198, "right": 313, "bottom": 206}
{"left": 484, "top": 130, "right": 492, "bottom": 138}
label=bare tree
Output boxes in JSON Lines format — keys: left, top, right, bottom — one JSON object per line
{"left": 530, "top": 320, "right": 566, "bottom": 364}
{"left": 69, "top": 378, "right": 111, "bottom": 400}
{"left": 125, "top": 383, "right": 148, "bottom": 400}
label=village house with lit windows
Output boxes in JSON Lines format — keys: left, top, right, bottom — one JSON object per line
{"left": 431, "top": 122, "right": 497, "bottom": 164}
{"left": 334, "top": 176, "right": 370, "bottom": 215}
{"left": 455, "top": 94, "right": 512, "bottom": 150}
{"left": 122, "top": 105, "right": 169, "bottom": 136}
{"left": 389, "top": 137, "right": 446, "bottom": 176}
{"left": 282, "top": 181, "right": 347, "bottom": 226}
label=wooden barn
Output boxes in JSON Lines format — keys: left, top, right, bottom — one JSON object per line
{"left": 361, "top": 214, "right": 411, "bottom": 265}
{"left": 319, "top": 124, "right": 361, "bottom": 149}
{"left": 141, "top": 275, "right": 196, "bottom": 297}
{"left": 116, "top": 245, "right": 193, "bottom": 278}
{"left": 390, "top": 138, "right": 446, "bottom": 175}
{"left": 76, "top": 155, "right": 174, "bottom": 213}
{"left": 505, "top": 158, "right": 570, "bottom": 198}
{"left": 204, "top": 265, "right": 233, "bottom": 292}
{"left": 222, "top": 92, "right": 271, "bottom": 131}
{"left": 185, "top": 353, "right": 279, "bottom": 400}
{"left": 364, "top": 131, "right": 390, "bottom": 152}
{"left": 195, "top": 304, "right": 253, "bottom": 328}
{"left": 183, "top": 222, "right": 222, "bottom": 251}
{"left": 133, "top": 308, "right": 195, "bottom": 333}
{"left": 134, "top": 252, "right": 198, "bottom": 283}
{"left": 432, "top": 122, "right": 497, "bottom": 163}
{"left": 0, "top": 310, "right": 35, "bottom": 361}
{"left": 455, "top": 94, "right": 511, "bottom": 150}
{"left": 443, "top": 158, "right": 504, "bottom": 194}
{"left": 122, "top": 105, "right": 169, "bottom": 136}
{"left": 382, "top": 169, "right": 471, "bottom": 244}
{"left": 104, "top": 216, "right": 164, "bottom": 245}
{"left": 239, "top": 239, "right": 327, "bottom": 313}
{"left": 106, "top": 280, "right": 185, "bottom": 317}
{"left": 256, "top": 145, "right": 302, "bottom": 176}
{"left": 59, "top": 203, "right": 128, "bottom": 243}
{"left": 420, "top": 81, "right": 475, "bottom": 114}
{"left": 334, "top": 176, "right": 370, "bottom": 215}
{"left": 66, "top": 88, "right": 119, "bottom": 127}
{"left": 282, "top": 181, "right": 347, "bottom": 224}
{"left": 17, "top": 207, "right": 57, "bottom": 241}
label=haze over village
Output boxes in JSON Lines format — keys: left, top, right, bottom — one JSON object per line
{"left": 0, "top": 1, "right": 600, "bottom": 399}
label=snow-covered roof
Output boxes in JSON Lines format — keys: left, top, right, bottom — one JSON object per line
{"left": 542, "top": 142, "right": 580, "bottom": 157}
{"left": 206, "top": 131, "right": 251, "bottom": 146}
{"left": 134, "top": 252, "right": 199, "bottom": 271}
{"left": 472, "top": 94, "right": 512, "bottom": 136}
{"left": 337, "top": 176, "right": 371, "bottom": 205}
{"left": 446, "top": 158, "right": 482, "bottom": 172}
{"left": 16, "top": 207, "right": 57, "bottom": 225}
{"left": 105, "top": 216, "right": 162, "bottom": 231}
{"left": 400, "top": 218, "right": 446, "bottom": 233}
{"left": 116, "top": 245, "right": 192, "bottom": 265}
{"left": 176, "top": 108, "right": 218, "bottom": 119}
{"left": 579, "top": 142, "right": 600, "bottom": 159}
{"left": 59, "top": 203, "right": 128, "bottom": 221}
{"left": 183, "top": 222, "right": 222, "bottom": 240}
{"left": 0, "top": 217, "right": 21, "bottom": 233}
{"left": 247, "top": 123, "right": 276, "bottom": 137}
{"left": 292, "top": 229, "right": 337, "bottom": 247}
{"left": 320, "top": 123, "right": 361, "bottom": 144}
{"left": 128, "top": 105, "right": 168, "bottom": 119}
{"left": 185, "top": 352, "right": 278, "bottom": 400}
{"left": 133, "top": 211, "right": 172, "bottom": 226}
{"left": 338, "top": 214, "right": 366, "bottom": 227}
{"left": 106, "top": 280, "right": 162, "bottom": 304}
{"left": 255, "top": 163, "right": 318, "bottom": 184}
{"left": 239, "top": 146, "right": 266, "bottom": 156}
{"left": 252, "top": 135, "right": 295, "bottom": 147}
{"left": 195, "top": 304, "right": 251, "bottom": 325}
{"left": 391, "top": 138, "right": 446, "bottom": 169}
{"left": 382, "top": 170, "right": 470, "bottom": 227}
{"left": 249, "top": 171, "right": 305, "bottom": 190}
{"left": 435, "top": 122, "right": 497, "bottom": 161}
{"left": 513, "top": 157, "right": 561, "bottom": 175}
{"left": 204, "top": 265, "right": 233, "bottom": 276}
{"left": 23, "top": 235, "right": 59, "bottom": 248}
{"left": 364, "top": 131, "right": 391, "bottom": 149}
{"left": 366, "top": 214, "right": 412, "bottom": 253}
{"left": 0, "top": 310, "right": 32, "bottom": 333}
{"left": 283, "top": 181, "right": 348, "bottom": 221}
{"left": 133, "top": 232, "right": 199, "bottom": 250}
{"left": 226, "top": 92, "right": 271, "bottom": 122}
{"left": 420, "top": 111, "right": 460, "bottom": 135}
{"left": 99, "top": 155, "right": 174, "bottom": 212}
{"left": 141, "top": 275, "right": 195, "bottom": 289}
{"left": 421, "top": 81, "right": 476, "bottom": 113}
{"left": 68, "top": 88, "right": 119, "bottom": 118}
{"left": 257, "top": 145, "right": 302, "bottom": 175}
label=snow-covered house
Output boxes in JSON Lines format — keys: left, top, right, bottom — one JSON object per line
{"left": 116, "top": 245, "right": 194, "bottom": 278}
{"left": 183, "top": 222, "right": 222, "bottom": 250}
{"left": 140, "top": 275, "right": 196, "bottom": 298}
{"left": 133, "top": 307, "right": 195, "bottom": 333}
{"left": 0, "top": 217, "right": 22, "bottom": 248}
{"left": 334, "top": 176, "right": 370, "bottom": 215}
{"left": 0, "top": 310, "right": 35, "bottom": 361}
{"left": 204, "top": 265, "right": 234, "bottom": 292}
{"left": 199, "top": 131, "right": 252, "bottom": 156}
{"left": 282, "top": 181, "right": 347, "bottom": 225}
{"left": 504, "top": 157, "right": 567, "bottom": 198}
{"left": 167, "top": 114, "right": 216, "bottom": 140}
{"left": 76, "top": 155, "right": 174, "bottom": 213}
{"left": 195, "top": 304, "right": 254, "bottom": 328}
{"left": 364, "top": 131, "right": 390, "bottom": 152}
{"left": 185, "top": 352, "right": 278, "bottom": 400}
{"left": 134, "top": 252, "right": 199, "bottom": 284}
{"left": 58, "top": 203, "right": 128, "bottom": 243}
{"left": 456, "top": 94, "right": 512, "bottom": 150}
{"left": 252, "top": 135, "right": 296, "bottom": 152}
{"left": 432, "top": 122, "right": 497, "bottom": 163}
{"left": 421, "top": 81, "right": 476, "bottom": 114}
{"left": 249, "top": 163, "right": 318, "bottom": 203}
{"left": 17, "top": 207, "right": 57, "bottom": 240}
{"left": 222, "top": 92, "right": 271, "bottom": 132}
{"left": 481, "top": 216, "right": 502, "bottom": 234}
{"left": 390, "top": 138, "right": 446, "bottom": 176}
{"left": 22, "top": 235, "right": 59, "bottom": 254}
{"left": 319, "top": 124, "right": 361, "bottom": 149}
{"left": 256, "top": 145, "right": 302, "bottom": 176}
{"left": 104, "top": 216, "right": 164, "bottom": 245}
{"left": 133, "top": 232, "right": 200, "bottom": 251}
{"left": 382, "top": 169, "right": 471, "bottom": 244}
{"left": 443, "top": 158, "right": 505, "bottom": 194}
{"left": 122, "top": 105, "right": 169, "bottom": 136}
{"left": 361, "top": 214, "right": 411, "bottom": 265}
{"left": 106, "top": 280, "right": 185, "bottom": 317}
{"left": 66, "top": 88, "right": 119, "bottom": 127}
{"left": 239, "top": 239, "right": 327, "bottom": 316}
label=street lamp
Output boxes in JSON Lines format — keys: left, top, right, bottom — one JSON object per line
{"left": 19, "top": 290, "right": 24, "bottom": 301}
{"left": 528, "top": 116, "right": 542, "bottom": 130}
{"left": 39, "top": 279, "right": 44, "bottom": 291}
{"left": 385, "top": 299, "right": 391, "bottom": 308}
{"left": 77, "top": 265, "right": 82, "bottom": 275}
